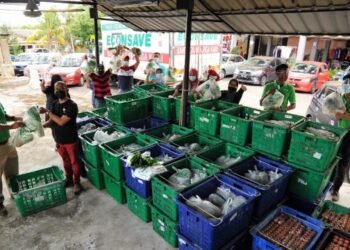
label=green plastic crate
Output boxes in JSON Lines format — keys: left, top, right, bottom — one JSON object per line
{"left": 102, "top": 170, "right": 126, "bottom": 204}
{"left": 106, "top": 91, "right": 151, "bottom": 124}
{"left": 287, "top": 157, "right": 340, "bottom": 201}
{"left": 99, "top": 134, "right": 158, "bottom": 181}
{"left": 79, "top": 126, "right": 130, "bottom": 168}
{"left": 152, "top": 157, "right": 219, "bottom": 222}
{"left": 193, "top": 100, "right": 238, "bottom": 136}
{"left": 171, "top": 133, "right": 223, "bottom": 156}
{"left": 175, "top": 96, "right": 213, "bottom": 127}
{"left": 134, "top": 83, "right": 171, "bottom": 95}
{"left": 124, "top": 184, "right": 151, "bottom": 223}
{"left": 150, "top": 204, "right": 178, "bottom": 247}
{"left": 220, "top": 106, "right": 266, "bottom": 145}
{"left": 145, "top": 124, "right": 194, "bottom": 143}
{"left": 152, "top": 90, "right": 176, "bottom": 121}
{"left": 312, "top": 201, "right": 350, "bottom": 232}
{"left": 287, "top": 121, "right": 347, "bottom": 172}
{"left": 251, "top": 111, "right": 305, "bottom": 157}
{"left": 92, "top": 107, "right": 108, "bottom": 118}
{"left": 78, "top": 111, "right": 96, "bottom": 119}
{"left": 9, "top": 166, "right": 67, "bottom": 217}
{"left": 196, "top": 143, "right": 255, "bottom": 170}
{"left": 83, "top": 159, "right": 105, "bottom": 190}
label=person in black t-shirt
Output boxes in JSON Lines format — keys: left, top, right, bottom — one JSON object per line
{"left": 40, "top": 81, "right": 82, "bottom": 195}
{"left": 220, "top": 78, "right": 247, "bottom": 104}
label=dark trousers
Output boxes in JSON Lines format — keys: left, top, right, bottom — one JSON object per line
{"left": 333, "top": 132, "right": 350, "bottom": 192}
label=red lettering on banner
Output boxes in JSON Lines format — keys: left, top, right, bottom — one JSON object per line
{"left": 103, "top": 50, "right": 170, "bottom": 64}
{"left": 173, "top": 45, "right": 221, "bottom": 55}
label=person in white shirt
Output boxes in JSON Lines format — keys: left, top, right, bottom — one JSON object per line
{"left": 109, "top": 45, "right": 124, "bottom": 86}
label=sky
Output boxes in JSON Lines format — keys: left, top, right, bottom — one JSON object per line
{"left": 0, "top": 2, "right": 68, "bottom": 27}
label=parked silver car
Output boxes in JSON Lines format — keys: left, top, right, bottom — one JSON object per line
{"left": 220, "top": 54, "right": 245, "bottom": 78}
{"left": 234, "top": 56, "right": 285, "bottom": 86}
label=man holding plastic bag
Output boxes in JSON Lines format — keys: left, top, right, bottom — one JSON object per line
{"left": 0, "top": 102, "right": 24, "bottom": 216}
{"left": 330, "top": 73, "right": 350, "bottom": 201}
{"left": 40, "top": 81, "right": 82, "bottom": 195}
{"left": 260, "top": 64, "right": 296, "bottom": 112}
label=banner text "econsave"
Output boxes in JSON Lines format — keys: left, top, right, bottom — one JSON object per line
{"left": 106, "top": 33, "right": 152, "bottom": 48}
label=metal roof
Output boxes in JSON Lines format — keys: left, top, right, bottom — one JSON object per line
{"left": 81, "top": 0, "right": 350, "bottom": 35}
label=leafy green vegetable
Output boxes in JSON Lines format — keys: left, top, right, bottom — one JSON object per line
{"left": 130, "top": 151, "right": 158, "bottom": 168}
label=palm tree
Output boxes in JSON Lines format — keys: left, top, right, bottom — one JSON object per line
{"left": 27, "top": 12, "right": 65, "bottom": 49}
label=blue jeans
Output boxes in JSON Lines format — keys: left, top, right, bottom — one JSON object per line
{"left": 95, "top": 98, "right": 106, "bottom": 108}
{"left": 89, "top": 81, "right": 96, "bottom": 108}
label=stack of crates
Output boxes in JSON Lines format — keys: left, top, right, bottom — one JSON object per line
{"left": 99, "top": 133, "right": 158, "bottom": 204}
{"left": 151, "top": 157, "right": 219, "bottom": 247}
{"left": 192, "top": 100, "right": 238, "bottom": 136}
{"left": 286, "top": 120, "right": 347, "bottom": 207}
{"left": 251, "top": 111, "right": 304, "bottom": 158}
{"left": 79, "top": 126, "right": 131, "bottom": 190}
{"left": 176, "top": 174, "right": 260, "bottom": 250}
{"left": 121, "top": 144, "right": 185, "bottom": 223}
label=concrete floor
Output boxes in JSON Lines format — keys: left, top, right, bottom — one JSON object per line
{"left": 0, "top": 77, "right": 349, "bottom": 250}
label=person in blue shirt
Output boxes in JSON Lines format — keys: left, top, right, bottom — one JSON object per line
{"left": 145, "top": 52, "right": 167, "bottom": 84}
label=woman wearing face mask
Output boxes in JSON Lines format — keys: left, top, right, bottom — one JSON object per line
{"left": 331, "top": 74, "right": 350, "bottom": 202}
{"left": 220, "top": 78, "right": 247, "bottom": 104}
{"left": 117, "top": 52, "right": 140, "bottom": 92}
{"left": 172, "top": 68, "right": 199, "bottom": 98}
{"left": 40, "top": 74, "right": 63, "bottom": 121}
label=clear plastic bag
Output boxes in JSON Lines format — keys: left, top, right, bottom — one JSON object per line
{"left": 12, "top": 127, "right": 34, "bottom": 147}
{"left": 93, "top": 129, "right": 126, "bottom": 144}
{"left": 23, "top": 106, "right": 44, "bottom": 137}
{"left": 186, "top": 195, "right": 222, "bottom": 218}
{"left": 262, "top": 90, "right": 284, "bottom": 109}
{"left": 196, "top": 79, "right": 222, "bottom": 100}
{"left": 322, "top": 92, "right": 346, "bottom": 116}
{"left": 168, "top": 168, "right": 191, "bottom": 188}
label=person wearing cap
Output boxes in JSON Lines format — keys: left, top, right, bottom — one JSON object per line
{"left": 0, "top": 103, "right": 24, "bottom": 216}
{"left": 260, "top": 63, "right": 296, "bottom": 112}
{"left": 220, "top": 78, "right": 247, "bottom": 104}
{"left": 89, "top": 64, "right": 112, "bottom": 108}
{"left": 331, "top": 73, "right": 350, "bottom": 201}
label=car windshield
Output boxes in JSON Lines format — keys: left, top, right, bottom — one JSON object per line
{"left": 60, "top": 57, "right": 81, "bottom": 67}
{"left": 33, "top": 55, "right": 50, "bottom": 65}
{"left": 292, "top": 63, "right": 318, "bottom": 74}
{"left": 222, "top": 56, "right": 229, "bottom": 63}
{"left": 246, "top": 58, "right": 270, "bottom": 66}
{"left": 16, "top": 54, "right": 33, "bottom": 62}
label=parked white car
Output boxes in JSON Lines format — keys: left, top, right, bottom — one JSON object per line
{"left": 220, "top": 54, "right": 245, "bottom": 78}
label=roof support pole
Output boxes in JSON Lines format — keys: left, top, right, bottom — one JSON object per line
{"left": 296, "top": 36, "right": 307, "bottom": 62}
{"left": 93, "top": 3, "right": 100, "bottom": 65}
{"left": 178, "top": 0, "right": 194, "bottom": 126}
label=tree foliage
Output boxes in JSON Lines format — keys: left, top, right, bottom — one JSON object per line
{"left": 0, "top": 25, "right": 23, "bottom": 55}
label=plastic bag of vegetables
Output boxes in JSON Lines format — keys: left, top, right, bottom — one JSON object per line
{"left": 23, "top": 106, "right": 44, "bottom": 137}
{"left": 12, "top": 127, "right": 34, "bottom": 147}
{"left": 262, "top": 90, "right": 284, "bottom": 109}
{"left": 322, "top": 92, "right": 346, "bottom": 116}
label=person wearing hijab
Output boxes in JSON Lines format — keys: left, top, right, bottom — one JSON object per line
{"left": 173, "top": 68, "right": 199, "bottom": 98}
{"left": 195, "top": 68, "right": 221, "bottom": 100}
{"left": 40, "top": 74, "right": 63, "bottom": 121}
{"left": 206, "top": 68, "right": 221, "bottom": 81}
{"left": 220, "top": 78, "right": 247, "bottom": 104}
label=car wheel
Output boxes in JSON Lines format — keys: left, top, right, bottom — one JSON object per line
{"left": 220, "top": 69, "right": 226, "bottom": 79}
{"left": 310, "top": 81, "right": 316, "bottom": 94}
{"left": 260, "top": 75, "right": 267, "bottom": 86}
{"left": 79, "top": 75, "right": 84, "bottom": 86}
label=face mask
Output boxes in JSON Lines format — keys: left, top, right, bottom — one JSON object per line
{"left": 342, "top": 82, "right": 350, "bottom": 94}
{"left": 228, "top": 86, "right": 237, "bottom": 93}
{"left": 153, "top": 58, "right": 160, "bottom": 64}
{"left": 189, "top": 76, "right": 196, "bottom": 81}
{"left": 209, "top": 76, "right": 217, "bottom": 80}
{"left": 156, "top": 73, "right": 163, "bottom": 79}
{"left": 55, "top": 90, "right": 66, "bottom": 99}
{"left": 122, "top": 61, "right": 129, "bottom": 66}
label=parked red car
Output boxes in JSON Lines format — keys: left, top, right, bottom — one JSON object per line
{"left": 49, "top": 53, "right": 85, "bottom": 86}
{"left": 287, "top": 61, "right": 330, "bottom": 93}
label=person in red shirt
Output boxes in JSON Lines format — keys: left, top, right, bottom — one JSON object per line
{"left": 89, "top": 64, "right": 112, "bottom": 108}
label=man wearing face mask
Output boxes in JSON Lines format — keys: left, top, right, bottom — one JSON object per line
{"left": 220, "top": 78, "right": 247, "bottom": 104}
{"left": 89, "top": 64, "right": 112, "bottom": 108}
{"left": 331, "top": 73, "right": 350, "bottom": 201}
{"left": 41, "top": 81, "right": 82, "bottom": 195}
{"left": 145, "top": 52, "right": 167, "bottom": 84}
{"left": 117, "top": 53, "right": 140, "bottom": 92}
{"left": 260, "top": 64, "right": 296, "bottom": 112}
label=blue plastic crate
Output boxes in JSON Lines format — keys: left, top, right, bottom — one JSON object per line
{"left": 177, "top": 174, "right": 260, "bottom": 250}
{"left": 122, "top": 143, "right": 185, "bottom": 198}
{"left": 251, "top": 205, "right": 325, "bottom": 250}
{"left": 77, "top": 117, "right": 113, "bottom": 135}
{"left": 122, "top": 117, "right": 168, "bottom": 133}
{"left": 285, "top": 182, "right": 333, "bottom": 216}
{"left": 225, "top": 156, "right": 293, "bottom": 219}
